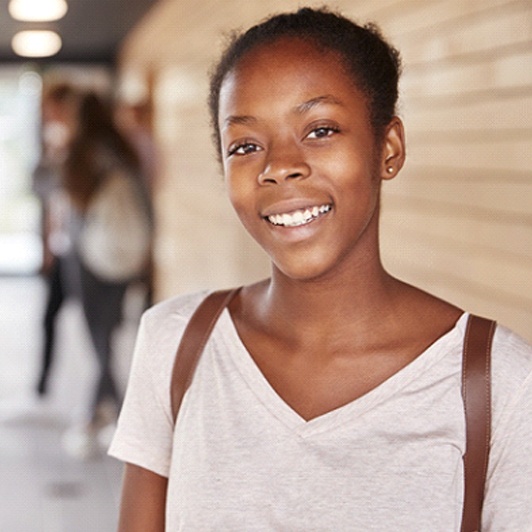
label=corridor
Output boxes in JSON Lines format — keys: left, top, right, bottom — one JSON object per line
{"left": 0, "top": 275, "right": 142, "bottom": 531}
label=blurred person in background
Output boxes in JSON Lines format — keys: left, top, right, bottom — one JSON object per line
{"left": 115, "top": 99, "right": 157, "bottom": 195}
{"left": 32, "top": 82, "right": 79, "bottom": 397}
{"left": 115, "top": 98, "right": 158, "bottom": 306}
{"left": 61, "top": 91, "right": 152, "bottom": 458}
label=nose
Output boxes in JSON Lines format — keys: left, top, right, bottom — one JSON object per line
{"left": 258, "top": 142, "right": 310, "bottom": 185}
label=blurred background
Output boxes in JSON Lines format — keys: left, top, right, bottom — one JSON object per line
{"left": 0, "top": 0, "right": 530, "bottom": 530}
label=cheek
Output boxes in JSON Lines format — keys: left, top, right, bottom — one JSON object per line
{"left": 225, "top": 158, "right": 259, "bottom": 198}
{"left": 225, "top": 171, "right": 243, "bottom": 203}
{"left": 226, "top": 180, "right": 268, "bottom": 247}
{"left": 226, "top": 175, "right": 255, "bottom": 223}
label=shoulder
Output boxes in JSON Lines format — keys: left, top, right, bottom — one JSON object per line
{"left": 491, "top": 323, "right": 532, "bottom": 388}
{"left": 142, "top": 289, "right": 210, "bottom": 338}
{"left": 454, "top": 315, "right": 532, "bottom": 384}
{"left": 127, "top": 290, "right": 210, "bottom": 384}
{"left": 488, "top": 323, "right": 532, "bottom": 425}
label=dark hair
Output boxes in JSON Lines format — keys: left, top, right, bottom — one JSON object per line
{"left": 43, "top": 81, "right": 77, "bottom": 105}
{"left": 63, "top": 92, "right": 140, "bottom": 210}
{"left": 208, "top": 7, "right": 402, "bottom": 157}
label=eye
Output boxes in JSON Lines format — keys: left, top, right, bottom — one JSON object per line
{"left": 227, "top": 141, "right": 262, "bottom": 157}
{"left": 305, "top": 125, "right": 340, "bottom": 140}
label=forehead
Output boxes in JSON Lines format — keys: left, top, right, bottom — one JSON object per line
{"left": 218, "top": 36, "right": 364, "bottom": 119}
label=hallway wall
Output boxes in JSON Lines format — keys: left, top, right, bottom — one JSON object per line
{"left": 118, "top": 0, "right": 531, "bottom": 341}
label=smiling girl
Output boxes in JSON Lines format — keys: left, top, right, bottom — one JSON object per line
{"left": 109, "top": 8, "right": 532, "bottom": 531}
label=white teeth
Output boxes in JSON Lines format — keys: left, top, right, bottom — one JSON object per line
{"left": 292, "top": 211, "right": 304, "bottom": 224}
{"left": 267, "top": 204, "right": 331, "bottom": 227}
{"left": 281, "top": 213, "right": 292, "bottom": 225}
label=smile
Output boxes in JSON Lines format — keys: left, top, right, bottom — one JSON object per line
{"left": 266, "top": 204, "right": 332, "bottom": 227}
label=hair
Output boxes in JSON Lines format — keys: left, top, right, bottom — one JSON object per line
{"left": 44, "top": 82, "right": 76, "bottom": 102}
{"left": 41, "top": 81, "right": 79, "bottom": 123}
{"left": 208, "top": 7, "right": 402, "bottom": 157}
{"left": 63, "top": 92, "right": 140, "bottom": 210}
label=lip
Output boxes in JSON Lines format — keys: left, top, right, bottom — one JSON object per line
{"left": 264, "top": 212, "right": 331, "bottom": 245}
{"left": 260, "top": 203, "right": 333, "bottom": 244}
{"left": 261, "top": 198, "right": 332, "bottom": 218}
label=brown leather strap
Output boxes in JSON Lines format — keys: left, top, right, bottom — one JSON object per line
{"left": 170, "top": 288, "right": 241, "bottom": 423}
{"left": 461, "top": 315, "right": 496, "bottom": 532}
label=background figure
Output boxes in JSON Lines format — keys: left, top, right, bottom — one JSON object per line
{"left": 31, "top": 82, "right": 79, "bottom": 396}
{"left": 115, "top": 100, "right": 157, "bottom": 194}
{"left": 62, "top": 92, "right": 152, "bottom": 458}
{"left": 115, "top": 99, "right": 157, "bottom": 306}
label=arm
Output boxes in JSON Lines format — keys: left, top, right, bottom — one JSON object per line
{"left": 118, "top": 463, "right": 168, "bottom": 532}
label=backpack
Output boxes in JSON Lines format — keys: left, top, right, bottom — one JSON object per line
{"left": 79, "top": 168, "right": 151, "bottom": 282}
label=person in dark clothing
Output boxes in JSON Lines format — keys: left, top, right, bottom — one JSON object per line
{"left": 32, "top": 82, "right": 78, "bottom": 396}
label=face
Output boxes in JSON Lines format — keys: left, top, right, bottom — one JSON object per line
{"left": 218, "top": 37, "right": 404, "bottom": 282}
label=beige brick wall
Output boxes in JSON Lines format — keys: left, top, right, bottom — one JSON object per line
{"left": 119, "top": 0, "right": 531, "bottom": 341}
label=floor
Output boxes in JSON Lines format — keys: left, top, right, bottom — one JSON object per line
{"left": 0, "top": 275, "right": 144, "bottom": 532}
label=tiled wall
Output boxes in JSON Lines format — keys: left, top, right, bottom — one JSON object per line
{"left": 119, "top": 0, "right": 531, "bottom": 341}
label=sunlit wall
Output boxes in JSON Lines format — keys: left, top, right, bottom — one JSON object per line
{"left": 118, "top": 0, "right": 531, "bottom": 341}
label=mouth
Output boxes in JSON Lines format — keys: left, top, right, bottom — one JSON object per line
{"left": 264, "top": 204, "right": 332, "bottom": 228}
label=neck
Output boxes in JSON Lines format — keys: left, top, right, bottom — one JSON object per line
{"left": 263, "top": 253, "right": 400, "bottom": 336}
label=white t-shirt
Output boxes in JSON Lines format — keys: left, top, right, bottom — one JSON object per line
{"left": 109, "top": 291, "right": 532, "bottom": 531}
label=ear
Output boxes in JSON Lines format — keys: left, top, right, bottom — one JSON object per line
{"left": 379, "top": 116, "right": 406, "bottom": 180}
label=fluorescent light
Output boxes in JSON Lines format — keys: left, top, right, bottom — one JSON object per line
{"left": 12, "top": 31, "right": 62, "bottom": 58}
{"left": 9, "top": 0, "right": 68, "bottom": 22}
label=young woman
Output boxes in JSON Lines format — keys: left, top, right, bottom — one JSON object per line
{"left": 110, "top": 8, "right": 532, "bottom": 530}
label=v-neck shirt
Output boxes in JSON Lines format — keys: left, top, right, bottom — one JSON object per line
{"left": 218, "top": 306, "right": 464, "bottom": 437}
{"left": 109, "top": 290, "right": 532, "bottom": 531}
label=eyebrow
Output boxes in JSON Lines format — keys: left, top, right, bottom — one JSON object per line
{"left": 222, "top": 94, "right": 343, "bottom": 129}
{"left": 294, "top": 95, "right": 343, "bottom": 114}
{"left": 222, "top": 115, "right": 257, "bottom": 128}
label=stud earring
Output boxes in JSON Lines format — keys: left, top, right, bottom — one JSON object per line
{"left": 386, "top": 166, "right": 394, "bottom": 174}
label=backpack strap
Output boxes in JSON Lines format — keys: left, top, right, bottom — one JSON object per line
{"left": 461, "top": 315, "right": 496, "bottom": 532}
{"left": 170, "top": 288, "right": 241, "bottom": 423}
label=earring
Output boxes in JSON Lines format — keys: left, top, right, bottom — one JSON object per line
{"left": 386, "top": 166, "right": 394, "bottom": 174}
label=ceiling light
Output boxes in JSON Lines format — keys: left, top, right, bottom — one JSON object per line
{"left": 9, "top": 0, "right": 68, "bottom": 22}
{"left": 12, "top": 31, "right": 62, "bottom": 58}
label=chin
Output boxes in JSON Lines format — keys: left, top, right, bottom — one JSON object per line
{"left": 272, "top": 258, "right": 336, "bottom": 283}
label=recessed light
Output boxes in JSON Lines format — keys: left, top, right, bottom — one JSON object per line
{"left": 9, "top": 0, "right": 68, "bottom": 22}
{"left": 12, "top": 30, "right": 62, "bottom": 58}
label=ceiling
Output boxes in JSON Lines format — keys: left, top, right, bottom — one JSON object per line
{"left": 0, "top": 0, "right": 157, "bottom": 64}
